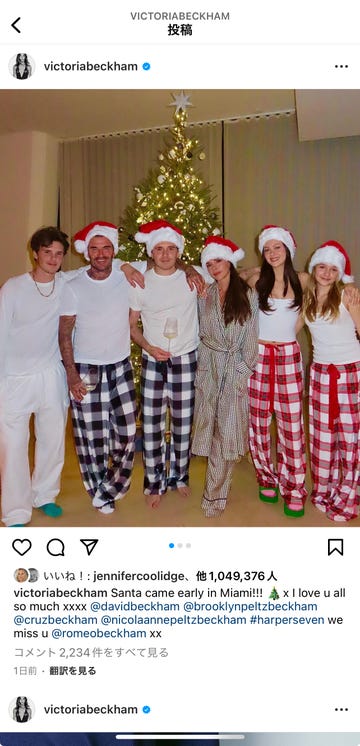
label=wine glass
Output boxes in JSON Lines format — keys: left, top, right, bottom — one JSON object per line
{"left": 163, "top": 317, "right": 178, "bottom": 352}
{"left": 81, "top": 367, "right": 99, "bottom": 392}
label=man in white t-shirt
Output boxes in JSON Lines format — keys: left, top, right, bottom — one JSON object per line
{"left": 129, "top": 220, "right": 201, "bottom": 507}
{"left": 0, "top": 227, "right": 74, "bottom": 527}
{"left": 59, "top": 221, "right": 142, "bottom": 515}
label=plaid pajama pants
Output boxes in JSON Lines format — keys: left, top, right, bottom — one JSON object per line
{"left": 70, "top": 358, "right": 136, "bottom": 510}
{"left": 140, "top": 350, "right": 197, "bottom": 495}
{"left": 248, "top": 341, "right": 307, "bottom": 504}
{"left": 201, "top": 420, "right": 236, "bottom": 517}
{"left": 309, "top": 361, "right": 360, "bottom": 521}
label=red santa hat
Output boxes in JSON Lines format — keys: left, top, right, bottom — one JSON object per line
{"left": 134, "top": 220, "right": 184, "bottom": 257}
{"left": 258, "top": 224, "right": 297, "bottom": 259}
{"left": 201, "top": 236, "right": 245, "bottom": 274}
{"left": 308, "top": 240, "right": 354, "bottom": 283}
{"left": 73, "top": 221, "right": 118, "bottom": 261}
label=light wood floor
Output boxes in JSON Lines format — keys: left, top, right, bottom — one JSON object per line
{"left": 3, "top": 418, "right": 358, "bottom": 528}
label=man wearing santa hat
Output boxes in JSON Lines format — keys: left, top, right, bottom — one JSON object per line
{"left": 59, "top": 221, "right": 145, "bottom": 514}
{"left": 129, "top": 220, "right": 202, "bottom": 507}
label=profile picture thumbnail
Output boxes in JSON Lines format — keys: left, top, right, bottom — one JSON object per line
{"left": 14, "top": 568, "right": 29, "bottom": 583}
{"left": 9, "top": 53, "right": 35, "bottom": 80}
{"left": 9, "top": 696, "right": 34, "bottom": 723}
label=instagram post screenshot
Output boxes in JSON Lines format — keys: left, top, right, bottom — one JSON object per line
{"left": 0, "top": 0, "right": 360, "bottom": 741}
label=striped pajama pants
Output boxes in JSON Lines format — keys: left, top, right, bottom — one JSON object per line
{"left": 140, "top": 350, "right": 197, "bottom": 495}
{"left": 70, "top": 358, "right": 136, "bottom": 511}
{"left": 248, "top": 341, "right": 307, "bottom": 505}
{"left": 309, "top": 361, "right": 360, "bottom": 521}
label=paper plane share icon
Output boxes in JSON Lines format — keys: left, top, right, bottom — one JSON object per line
{"left": 80, "top": 539, "right": 99, "bottom": 556}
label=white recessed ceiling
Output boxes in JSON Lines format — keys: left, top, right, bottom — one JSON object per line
{"left": 295, "top": 89, "right": 360, "bottom": 141}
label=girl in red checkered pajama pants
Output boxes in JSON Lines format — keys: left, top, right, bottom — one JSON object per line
{"left": 243, "top": 225, "right": 308, "bottom": 517}
{"left": 303, "top": 241, "right": 360, "bottom": 522}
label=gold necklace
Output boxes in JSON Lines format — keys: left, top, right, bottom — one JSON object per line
{"left": 31, "top": 272, "right": 56, "bottom": 297}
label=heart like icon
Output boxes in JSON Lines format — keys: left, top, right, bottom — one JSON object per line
{"left": 12, "top": 539, "right": 32, "bottom": 556}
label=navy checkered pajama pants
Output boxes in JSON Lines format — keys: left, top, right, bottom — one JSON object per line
{"left": 70, "top": 359, "right": 137, "bottom": 511}
{"left": 140, "top": 350, "right": 197, "bottom": 495}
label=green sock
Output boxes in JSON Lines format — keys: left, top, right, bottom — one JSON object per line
{"left": 39, "top": 503, "right": 63, "bottom": 518}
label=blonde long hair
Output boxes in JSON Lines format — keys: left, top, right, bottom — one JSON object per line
{"left": 302, "top": 270, "right": 343, "bottom": 322}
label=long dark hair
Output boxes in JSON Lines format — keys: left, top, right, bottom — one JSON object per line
{"left": 16, "top": 53, "right": 30, "bottom": 66}
{"left": 15, "top": 696, "right": 30, "bottom": 710}
{"left": 256, "top": 247, "right": 302, "bottom": 312}
{"left": 223, "top": 264, "right": 251, "bottom": 325}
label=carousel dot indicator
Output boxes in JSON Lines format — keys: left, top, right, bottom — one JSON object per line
{"left": 169, "top": 542, "right": 175, "bottom": 548}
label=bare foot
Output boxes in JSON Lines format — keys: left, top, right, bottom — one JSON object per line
{"left": 177, "top": 484, "right": 191, "bottom": 498}
{"left": 145, "top": 493, "right": 162, "bottom": 509}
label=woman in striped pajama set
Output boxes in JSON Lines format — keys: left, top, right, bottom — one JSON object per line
{"left": 302, "top": 241, "right": 360, "bottom": 522}
{"left": 244, "top": 225, "right": 309, "bottom": 517}
{"left": 192, "top": 236, "right": 259, "bottom": 517}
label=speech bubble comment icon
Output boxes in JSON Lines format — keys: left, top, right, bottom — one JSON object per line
{"left": 46, "top": 538, "right": 65, "bottom": 557}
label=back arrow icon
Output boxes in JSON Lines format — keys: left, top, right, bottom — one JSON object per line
{"left": 11, "top": 17, "right": 21, "bottom": 33}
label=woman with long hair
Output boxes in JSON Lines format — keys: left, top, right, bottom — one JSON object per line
{"left": 302, "top": 241, "right": 360, "bottom": 521}
{"left": 192, "top": 236, "right": 258, "bottom": 517}
{"left": 243, "top": 225, "right": 308, "bottom": 517}
{"left": 13, "top": 696, "right": 32, "bottom": 722}
{"left": 13, "top": 53, "right": 32, "bottom": 79}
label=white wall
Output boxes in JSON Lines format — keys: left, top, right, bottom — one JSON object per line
{"left": 0, "top": 131, "right": 59, "bottom": 285}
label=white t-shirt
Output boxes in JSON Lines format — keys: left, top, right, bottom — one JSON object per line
{"left": 128, "top": 268, "right": 200, "bottom": 360}
{"left": 60, "top": 268, "right": 135, "bottom": 364}
{"left": 0, "top": 269, "right": 83, "bottom": 378}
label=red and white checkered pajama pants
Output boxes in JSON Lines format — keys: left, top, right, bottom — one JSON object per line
{"left": 309, "top": 361, "right": 360, "bottom": 521}
{"left": 248, "top": 341, "right": 307, "bottom": 505}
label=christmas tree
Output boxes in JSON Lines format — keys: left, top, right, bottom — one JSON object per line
{"left": 269, "top": 587, "right": 280, "bottom": 600}
{"left": 118, "top": 91, "right": 222, "bottom": 263}
{"left": 118, "top": 91, "right": 222, "bottom": 395}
